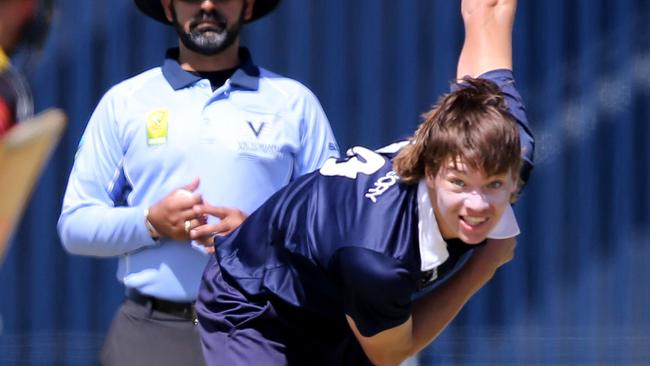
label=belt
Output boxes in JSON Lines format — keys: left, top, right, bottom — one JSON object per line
{"left": 126, "top": 288, "right": 197, "bottom": 323}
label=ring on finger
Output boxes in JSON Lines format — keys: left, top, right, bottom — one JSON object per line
{"left": 184, "top": 220, "right": 191, "bottom": 233}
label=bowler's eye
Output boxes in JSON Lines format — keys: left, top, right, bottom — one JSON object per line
{"left": 450, "top": 179, "right": 466, "bottom": 187}
{"left": 487, "top": 180, "right": 503, "bottom": 189}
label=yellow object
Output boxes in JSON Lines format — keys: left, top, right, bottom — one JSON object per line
{"left": 0, "top": 48, "right": 9, "bottom": 71}
{"left": 146, "top": 109, "right": 169, "bottom": 145}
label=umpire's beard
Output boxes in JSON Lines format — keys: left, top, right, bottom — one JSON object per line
{"left": 172, "top": 7, "right": 243, "bottom": 56}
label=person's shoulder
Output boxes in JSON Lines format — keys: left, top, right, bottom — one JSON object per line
{"left": 104, "top": 67, "right": 164, "bottom": 99}
{"left": 256, "top": 66, "right": 320, "bottom": 102}
{"left": 318, "top": 142, "right": 411, "bottom": 204}
{"left": 474, "top": 68, "right": 515, "bottom": 89}
{"left": 376, "top": 140, "right": 411, "bottom": 160}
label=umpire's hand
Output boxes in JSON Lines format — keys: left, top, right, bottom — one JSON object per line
{"left": 146, "top": 177, "right": 205, "bottom": 241}
{"left": 190, "top": 205, "right": 248, "bottom": 254}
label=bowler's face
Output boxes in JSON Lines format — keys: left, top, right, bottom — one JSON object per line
{"left": 427, "top": 159, "right": 517, "bottom": 244}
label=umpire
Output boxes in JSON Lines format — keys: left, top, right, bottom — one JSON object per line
{"left": 58, "top": 0, "right": 340, "bottom": 365}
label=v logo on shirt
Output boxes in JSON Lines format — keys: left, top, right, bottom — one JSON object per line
{"left": 247, "top": 121, "right": 266, "bottom": 138}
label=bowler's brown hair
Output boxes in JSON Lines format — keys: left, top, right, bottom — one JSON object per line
{"left": 394, "top": 77, "right": 521, "bottom": 186}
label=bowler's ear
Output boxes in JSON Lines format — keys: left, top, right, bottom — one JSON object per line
{"left": 243, "top": 0, "right": 255, "bottom": 21}
{"left": 509, "top": 172, "right": 521, "bottom": 204}
{"left": 161, "top": 0, "right": 173, "bottom": 22}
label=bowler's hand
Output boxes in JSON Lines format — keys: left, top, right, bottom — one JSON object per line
{"left": 147, "top": 177, "right": 204, "bottom": 241}
{"left": 190, "top": 205, "right": 247, "bottom": 254}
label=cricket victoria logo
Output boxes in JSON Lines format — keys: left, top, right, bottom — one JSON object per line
{"left": 365, "top": 170, "right": 399, "bottom": 203}
{"left": 247, "top": 121, "right": 266, "bottom": 138}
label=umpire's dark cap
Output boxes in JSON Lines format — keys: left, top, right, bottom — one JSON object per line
{"left": 134, "top": 0, "right": 281, "bottom": 24}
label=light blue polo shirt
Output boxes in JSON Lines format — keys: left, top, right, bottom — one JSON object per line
{"left": 58, "top": 48, "right": 339, "bottom": 301}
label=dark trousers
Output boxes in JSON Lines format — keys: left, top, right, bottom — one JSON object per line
{"left": 100, "top": 298, "right": 206, "bottom": 366}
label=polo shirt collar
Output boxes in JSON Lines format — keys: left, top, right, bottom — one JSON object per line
{"left": 230, "top": 48, "right": 260, "bottom": 89}
{"left": 162, "top": 47, "right": 260, "bottom": 91}
{"left": 416, "top": 180, "right": 450, "bottom": 271}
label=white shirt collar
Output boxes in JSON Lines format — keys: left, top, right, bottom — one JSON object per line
{"left": 416, "top": 179, "right": 520, "bottom": 271}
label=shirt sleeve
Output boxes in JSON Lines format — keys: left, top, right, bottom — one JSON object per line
{"left": 337, "top": 247, "right": 417, "bottom": 337}
{"left": 57, "top": 88, "right": 155, "bottom": 257}
{"left": 293, "top": 88, "right": 340, "bottom": 178}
